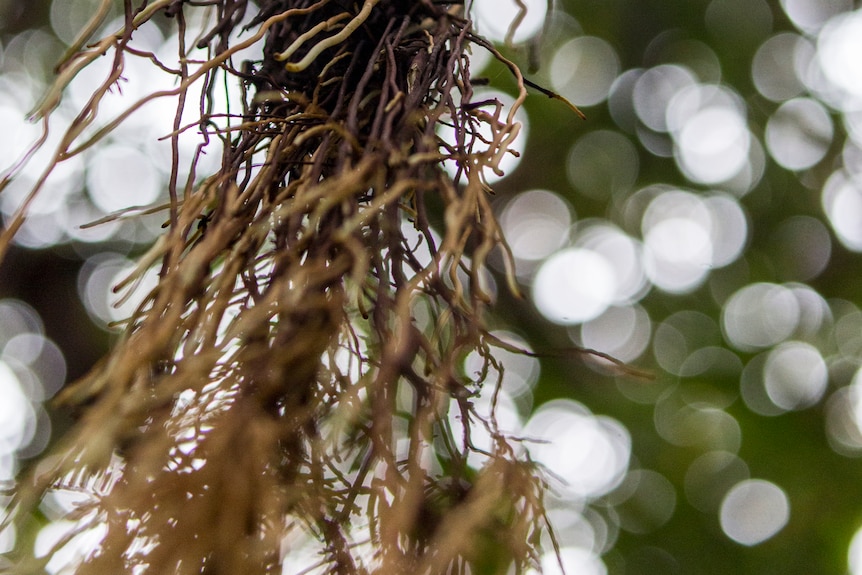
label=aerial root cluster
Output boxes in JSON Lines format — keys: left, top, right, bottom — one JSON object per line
{"left": 2, "top": 1, "right": 553, "bottom": 573}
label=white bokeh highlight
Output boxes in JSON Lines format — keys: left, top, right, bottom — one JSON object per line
{"left": 720, "top": 479, "right": 790, "bottom": 546}
{"left": 523, "top": 400, "right": 631, "bottom": 500}
{"left": 533, "top": 248, "right": 617, "bottom": 324}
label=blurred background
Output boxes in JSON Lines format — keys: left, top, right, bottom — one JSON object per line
{"left": 2, "top": 0, "right": 862, "bottom": 573}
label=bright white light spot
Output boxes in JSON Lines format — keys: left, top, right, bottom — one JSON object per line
{"left": 0, "top": 452, "right": 16, "bottom": 482}
{"left": 532, "top": 248, "right": 616, "bottom": 324}
{"left": 551, "top": 36, "right": 621, "bottom": 108}
{"left": 542, "top": 506, "right": 602, "bottom": 554}
{"left": 826, "top": 374, "right": 862, "bottom": 456}
{"left": 400, "top": 220, "right": 438, "bottom": 269}
{"left": 763, "top": 341, "right": 828, "bottom": 411}
{"left": 579, "top": 304, "right": 651, "bottom": 364}
{"left": 524, "top": 400, "right": 630, "bottom": 500}
{"left": 765, "top": 98, "right": 833, "bottom": 170}
{"left": 848, "top": 524, "right": 862, "bottom": 575}
{"left": 4, "top": 332, "right": 45, "bottom": 365}
{"left": 633, "top": 65, "right": 698, "bottom": 132}
{"left": 78, "top": 254, "right": 131, "bottom": 326}
{"left": 87, "top": 145, "right": 161, "bottom": 214}
{"left": 846, "top": 140, "right": 862, "bottom": 176}
{"left": 720, "top": 133, "right": 766, "bottom": 196}
{"left": 473, "top": 0, "right": 547, "bottom": 43}
{"left": 577, "top": 223, "right": 648, "bottom": 303}
{"left": 781, "top": 0, "right": 853, "bottom": 34}
{"left": 846, "top": 111, "right": 862, "bottom": 146}
{"left": 0, "top": 157, "right": 83, "bottom": 224}
{"left": 817, "top": 10, "right": 862, "bottom": 107}
{"left": 705, "top": 195, "right": 748, "bottom": 267}
{"left": 650, "top": 220, "right": 708, "bottom": 264}
{"left": 0, "top": 361, "right": 35, "bottom": 456}
{"left": 501, "top": 190, "right": 572, "bottom": 264}
{"left": 472, "top": 386, "right": 523, "bottom": 437}
{"left": 720, "top": 479, "right": 789, "bottom": 545}
{"left": 722, "top": 283, "right": 800, "bottom": 351}
{"left": 0, "top": 102, "right": 42, "bottom": 174}
{"left": 642, "top": 190, "right": 726, "bottom": 293}
{"left": 666, "top": 84, "right": 745, "bottom": 134}
{"left": 608, "top": 68, "right": 644, "bottom": 133}
{"left": 823, "top": 170, "right": 862, "bottom": 252}
{"left": 752, "top": 33, "right": 810, "bottom": 102}
{"left": 789, "top": 284, "right": 832, "bottom": 337}
{"left": 530, "top": 547, "right": 607, "bottom": 575}
{"left": 642, "top": 190, "right": 711, "bottom": 242}
{"left": 676, "top": 106, "right": 751, "bottom": 184}
{"left": 0, "top": 299, "right": 44, "bottom": 348}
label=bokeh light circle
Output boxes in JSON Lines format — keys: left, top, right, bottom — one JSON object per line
{"left": 531, "top": 547, "right": 607, "bottom": 575}
{"left": 0, "top": 362, "right": 36, "bottom": 457}
{"left": 577, "top": 304, "right": 652, "bottom": 364}
{"left": 86, "top": 145, "right": 161, "bottom": 214}
{"left": 823, "top": 169, "right": 862, "bottom": 252}
{"left": 551, "top": 36, "right": 621, "bottom": 108}
{"left": 722, "top": 283, "right": 800, "bottom": 351}
{"left": 633, "top": 65, "right": 697, "bottom": 132}
{"left": 720, "top": 479, "right": 789, "bottom": 545}
{"left": 472, "top": 0, "right": 547, "bottom": 44}
{"left": 752, "top": 33, "right": 809, "bottom": 102}
{"left": 765, "top": 98, "right": 833, "bottom": 171}
{"left": 675, "top": 105, "right": 750, "bottom": 184}
{"left": 849, "top": 525, "right": 862, "bottom": 575}
{"left": 628, "top": 187, "right": 748, "bottom": 290}
{"left": 500, "top": 190, "right": 573, "bottom": 266}
{"left": 763, "top": 341, "right": 828, "bottom": 411}
{"left": 816, "top": 8, "right": 862, "bottom": 107}
{"left": 576, "top": 223, "right": 648, "bottom": 303}
{"left": 523, "top": 400, "right": 631, "bottom": 500}
{"left": 781, "top": 0, "right": 854, "bottom": 34}
{"left": 825, "top": 384, "right": 862, "bottom": 457}
{"left": 532, "top": 248, "right": 616, "bottom": 324}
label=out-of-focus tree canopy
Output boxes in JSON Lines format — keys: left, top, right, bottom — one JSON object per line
{"left": 2, "top": 0, "right": 862, "bottom": 573}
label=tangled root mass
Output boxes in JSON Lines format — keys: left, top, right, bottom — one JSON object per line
{"left": 2, "top": 1, "right": 551, "bottom": 574}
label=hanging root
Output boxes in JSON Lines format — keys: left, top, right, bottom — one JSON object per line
{"left": 2, "top": 1, "right": 551, "bottom": 574}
